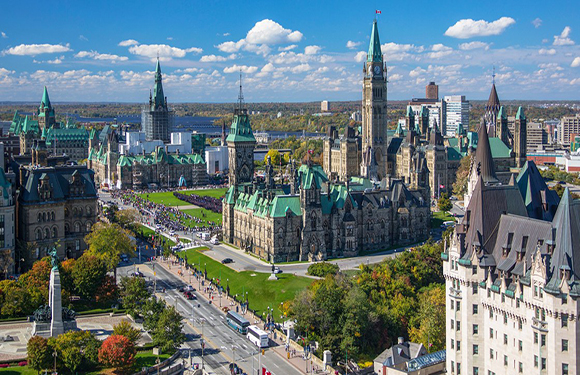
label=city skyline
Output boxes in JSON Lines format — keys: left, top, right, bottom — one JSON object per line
{"left": 0, "top": 0, "right": 579, "bottom": 102}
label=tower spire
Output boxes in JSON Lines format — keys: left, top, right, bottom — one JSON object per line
{"left": 367, "top": 19, "right": 383, "bottom": 63}
{"left": 492, "top": 65, "right": 496, "bottom": 84}
{"left": 237, "top": 70, "right": 245, "bottom": 112}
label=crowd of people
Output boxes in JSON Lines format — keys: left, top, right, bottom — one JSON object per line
{"left": 110, "top": 188, "right": 223, "bottom": 235}
{"left": 173, "top": 192, "right": 223, "bottom": 213}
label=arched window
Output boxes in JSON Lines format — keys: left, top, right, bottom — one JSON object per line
{"left": 74, "top": 222, "right": 81, "bottom": 233}
{"left": 85, "top": 221, "right": 92, "bottom": 232}
{"left": 79, "top": 208, "right": 83, "bottom": 217}
{"left": 311, "top": 213, "right": 317, "bottom": 231}
{"left": 52, "top": 227, "right": 58, "bottom": 238}
{"left": 35, "top": 229, "right": 42, "bottom": 240}
{"left": 42, "top": 212, "right": 47, "bottom": 222}
{"left": 65, "top": 223, "right": 70, "bottom": 234}
{"left": 37, "top": 213, "right": 42, "bottom": 222}
{"left": 44, "top": 228, "right": 50, "bottom": 239}
{"left": 51, "top": 212, "right": 55, "bottom": 221}
{"left": 86, "top": 206, "right": 92, "bottom": 216}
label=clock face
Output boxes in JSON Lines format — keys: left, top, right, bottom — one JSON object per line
{"left": 374, "top": 65, "right": 381, "bottom": 75}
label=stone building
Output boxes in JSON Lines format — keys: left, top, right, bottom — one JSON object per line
{"left": 14, "top": 141, "right": 98, "bottom": 270}
{"left": 0, "top": 167, "right": 15, "bottom": 275}
{"left": 442, "top": 154, "right": 578, "bottom": 375}
{"left": 141, "top": 60, "right": 174, "bottom": 143}
{"left": 222, "top": 72, "right": 430, "bottom": 263}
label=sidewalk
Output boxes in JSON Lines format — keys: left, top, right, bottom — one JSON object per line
{"left": 147, "top": 257, "right": 330, "bottom": 375}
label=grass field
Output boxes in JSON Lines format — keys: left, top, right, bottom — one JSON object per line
{"left": 181, "top": 208, "right": 222, "bottom": 226}
{"left": 431, "top": 211, "right": 455, "bottom": 229}
{"left": 0, "top": 351, "right": 171, "bottom": 375}
{"left": 138, "top": 188, "right": 228, "bottom": 207}
{"left": 178, "top": 248, "right": 313, "bottom": 320}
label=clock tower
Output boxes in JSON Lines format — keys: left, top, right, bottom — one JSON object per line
{"left": 227, "top": 75, "right": 256, "bottom": 186}
{"left": 361, "top": 19, "right": 388, "bottom": 179}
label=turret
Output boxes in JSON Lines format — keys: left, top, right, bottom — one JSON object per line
{"left": 496, "top": 106, "right": 509, "bottom": 147}
{"left": 405, "top": 106, "right": 415, "bottom": 132}
{"left": 514, "top": 106, "right": 527, "bottom": 168}
{"left": 419, "top": 106, "right": 429, "bottom": 136}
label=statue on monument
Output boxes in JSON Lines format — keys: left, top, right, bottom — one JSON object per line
{"left": 48, "top": 247, "right": 59, "bottom": 270}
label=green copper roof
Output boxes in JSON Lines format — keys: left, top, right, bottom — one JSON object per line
{"left": 497, "top": 106, "right": 507, "bottom": 120}
{"left": 45, "top": 127, "right": 89, "bottom": 144}
{"left": 298, "top": 164, "right": 328, "bottom": 190}
{"left": 22, "top": 115, "right": 40, "bottom": 134}
{"left": 456, "top": 122, "right": 466, "bottom": 136}
{"left": 226, "top": 111, "right": 256, "bottom": 143}
{"left": 152, "top": 59, "right": 166, "bottom": 110}
{"left": 40, "top": 86, "right": 51, "bottom": 110}
{"left": 394, "top": 121, "right": 405, "bottom": 137}
{"left": 367, "top": 20, "right": 383, "bottom": 63}
{"left": 420, "top": 106, "right": 429, "bottom": 117}
{"left": 406, "top": 105, "right": 414, "bottom": 117}
{"left": 488, "top": 138, "right": 512, "bottom": 158}
{"left": 516, "top": 106, "right": 525, "bottom": 120}
{"left": 270, "top": 195, "right": 302, "bottom": 217}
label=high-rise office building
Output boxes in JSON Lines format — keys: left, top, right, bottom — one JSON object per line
{"left": 444, "top": 95, "right": 469, "bottom": 137}
{"left": 426, "top": 81, "right": 439, "bottom": 100}
{"left": 559, "top": 115, "right": 580, "bottom": 145}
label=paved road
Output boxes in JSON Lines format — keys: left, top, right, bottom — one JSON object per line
{"left": 119, "top": 259, "right": 304, "bottom": 375}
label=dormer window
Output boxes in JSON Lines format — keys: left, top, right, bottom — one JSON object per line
{"left": 546, "top": 240, "right": 555, "bottom": 255}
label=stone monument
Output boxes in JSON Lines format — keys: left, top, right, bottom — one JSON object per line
{"left": 32, "top": 248, "right": 76, "bottom": 337}
{"left": 268, "top": 262, "right": 278, "bottom": 280}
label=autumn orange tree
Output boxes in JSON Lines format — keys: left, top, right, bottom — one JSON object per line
{"left": 98, "top": 334, "right": 136, "bottom": 374}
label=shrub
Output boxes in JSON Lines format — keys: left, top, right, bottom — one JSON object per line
{"left": 98, "top": 335, "right": 136, "bottom": 374}
{"left": 27, "top": 335, "right": 51, "bottom": 373}
{"left": 307, "top": 262, "right": 340, "bottom": 277}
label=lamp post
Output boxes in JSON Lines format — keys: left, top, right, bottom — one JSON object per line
{"left": 52, "top": 349, "right": 57, "bottom": 373}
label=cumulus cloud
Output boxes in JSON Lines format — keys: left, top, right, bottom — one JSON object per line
{"left": 304, "top": 45, "right": 321, "bottom": 55}
{"left": 354, "top": 51, "right": 367, "bottom": 63}
{"left": 444, "top": 17, "right": 515, "bottom": 39}
{"left": 539, "top": 48, "right": 556, "bottom": 55}
{"left": 261, "top": 63, "right": 275, "bottom": 73}
{"left": 346, "top": 41, "right": 361, "bottom": 49}
{"left": 223, "top": 65, "right": 258, "bottom": 74}
{"left": 409, "top": 67, "right": 426, "bottom": 78}
{"left": 118, "top": 39, "right": 139, "bottom": 47}
{"left": 4, "top": 43, "right": 71, "bottom": 56}
{"left": 553, "top": 26, "right": 574, "bottom": 46}
{"left": 217, "top": 19, "right": 303, "bottom": 57}
{"left": 389, "top": 73, "right": 403, "bottom": 81}
{"left": 532, "top": 18, "right": 542, "bottom": 28}
{"left": 200, "top": 54, "right": 237, "bottom": 62}
{"left": 75, "top": 50, "right": 129, "bottom": 61}
{"left": 572, "top": 57, "right": 580, "bottom": 68}
{"left": 278, "top": 45, "right": 297, "bottom": 51}
{"left": 1, "top": 32, "right": 7, "bottom": 38}
{"left": 428, "top": 44, "right": 453, "bottom": 58}
{"left": 459, "top": 41, "right": 490, "bottom": 50}
{"left": 127, "top": 44, "right": 202, "bottom": 61}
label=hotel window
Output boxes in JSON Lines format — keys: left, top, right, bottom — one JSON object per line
{"left": 534, "top": 332, "right": 538, "bottom": 344}
{"left": 457, "top": 363, "right": 461, "bottom": 375}
{"left": 541, "top": 334, "right": 546, "bottom": 347}
{"left": 504, "top": 334, "right": 508, "bottom": 345}
{"left": 457, "top": 321, "right": 460, "bottom": 331}
{"left": 562, "top": 339, "right": 568, "bottom": 351}
{"left": 473, "top": 368, "right": 478, "bottom": 375}
{"left": 457, "top": 301, "right": 461, "bottom": 311}
{"left": 451, "top": 300, "right": 454, "bottom": 310}
{"left": 457, "top": 341, "right": 461, "bottom": 351}
{"left": 534, "top": 356, "right": 538, "bottom": 368}
{"left": 562, "top": 315, "right": 568, "bottom": 327}
{"left": 518, "top": 340, "right": 522, "bottom": 351}
{"left": 504, "top": 314, "right": 508, "bottom": 324}
{"left": 473, "top": 304, "right": 478, "bottom": 314}
{"left": 541, "top": 358, "right": 546, "bottom": 370}
{"left": 490, "top": 328, "right": 493, "bottom": 339}
{"left": 489, "top": 348, "right": 494, "bottom": 359}
{"left": 451, "top": 339, "right": 454, "bottom": 349}
{"left": 451, "top": 320, "right": 454, "bottom": 330}
{"left": 489, "top": 309, "right": 493, "bottom": 318}
{"left": 504, "top": 355, "right": 508, "bottom": 366}
{"left": 563, "top": 363, "right": 569, "bottom": 375}
{"left": 473, "top": 324, "right": 478, "bottom": 335}
{"left": 518, "top": 320, "right": 522, "bottom": 330}
{"left": 473, "top": 344, "right": 478, "bottom": 355}
{"left": 518, "top": 362, "right": 523, "bottom": 373}
{"left": 472, "top": 283, "right": 478, "bottom": 294}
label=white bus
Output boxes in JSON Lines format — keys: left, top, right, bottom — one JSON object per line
{"left": 247, "top": 325, "right": 269, "bottom": 348}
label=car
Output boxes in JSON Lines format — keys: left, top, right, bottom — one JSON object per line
{"left": 120, "top": 254, "right": 129, "bottom": 262}
{"left": 185, "top": 285, "right": 196, "bottom": 292}
{"left": 221, "top": 258, "right": 234, "bottom": 264}
{"left": 178, "top": 286, "right": 186, "bottom": 293}
{"left": 132, "top": 271, "right": 144, "bottom": 277}
{"left": 558, "top": 181, "right": 566, "bottom": 185}
{"left": 273, "top": 267, "right": 283, "bottom": 274}
{"left": 184, "top": 292, "right": 196, "bottom": 300}
{"left": 221, "top": 306, "right": 230, "bottom": 313}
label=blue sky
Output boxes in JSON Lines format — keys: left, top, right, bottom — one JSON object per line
{"left": 0, "top": 0, "right": 579, "bottom": 102}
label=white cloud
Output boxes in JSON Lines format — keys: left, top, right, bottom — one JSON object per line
{"left": 223, "top": 33, "right": 230, "bottom": 37}
{"left": 346, "top": 41, "right": 361, "bottom": 49}
{"left": 223, "top": 65, "right": 258, "bottom": 74}
{"left": 75, "top": 50, "right": 129, "bottom": 61}
{"left": 428, "top": 44, "right": 453, "bottom": 58}
{"left": 216, "top": 40, "right": 244, "bottom": 53}
{"left": 118, "top": 39, "right": 139, "bottom": 47}
{"left": 459, "top": 41, "right": 490, "bottom": 50}
{"left": 245, "top": 19, "right": 303, "bottom": 45}
{"left": 128, "top": 44, "right": 203, "bottom": 60}
{"left": 3, "top": 43, "right": 71, "bottom": 56}
{"left": 444, "top": 17, "right": 515, "bottom": 39}
{"left": 532, "top": 18, "right": 542, "bottom": 28}
{"left": 409, "top": 67, "right": 426, "bottom": 77}
{"left": 304, "top": 45, "right": 321, "bottom": 55}
{"left": 200, "top": 54, "right": 237, "bottom": 62}
{"left": 572, "top": 57, "right": 580, "bottom": 68}
{"left": 354, "top": 51, "right": 367, "bottom": 63}
{"left": 167, "top": 37, "right": 173, "bottom": 41}
{"left": 553, "top": 26, "right": 574, "bottom": 46}
{"left": 47, "top": 57, "right": 63, "bottom": 64}
{"left": 278, "top": 45, "right": 297, "bottom": 51}
{"left": 539, "top": 48, "right": 556, "bottom": 55}
{"left": 261, "top": 63, "right": 275, "bottom": 73}
{"left": 1, "top": 32, "right": 7, "bottom": 39}
{"left": 175, "top": 67, "right": 202, "bottom": 73}
{"left": 389, "top": 73, "right": 403, "bottom": 81}
{"left": 79, "top": 35, "right": 88, "bottom": 41}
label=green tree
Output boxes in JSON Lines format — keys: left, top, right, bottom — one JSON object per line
{"left": 120, "top": 276, "right": 149, "bottom": 318}
{"left": 437, "top": 193, "right": 453, "bottom": 212}
{"left": 0, "top": 280, "right": 33, "bottom": 318}
{"left": 151, "top": 305, "right": 186, "bottom": 353}
{"left": 452, "top": 154, "right": 472, "bottom": 199}
{"left": 85, "top": 222, "right": 135, "bottom": 279}
{"left": 71, "top": 253, "right": 107, "bottom": 301}
{"left": 114, "top": 208, "right": 141, "bottom": 230}
{"left": 264, "top": 149, "right": 281, "bottom": 165}
{"left": 51, "top": 330, "right": 101, "bottom": 373}
{"left": 307, "top": 262, "right": 340, "bottom": 277}
{"left": 27, "top": 335, "right": 52, "bottom": 374}
{"left": 113, "top": 320, "right": 142, "bottom": 346}
{"left": 142, "top": 297, "right": 166, "bottom": 332}
{"left": 409, "top": 284, "right": 446, "bottom": 352}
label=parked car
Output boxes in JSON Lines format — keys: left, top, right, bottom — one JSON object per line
{"left": 273, "top": 267, "right": 283, "bottom": 274}
{"left": 221, "top": 258, "right": 234, "bottom": 264}
{"left": 184, "top": 292, "right": 196, "bottom": 300}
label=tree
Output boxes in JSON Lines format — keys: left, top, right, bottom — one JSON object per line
{"left": 409, "top": 284, "right": 446, "bottom": 352}
{"left": 142, "top": 297, "right": 166, "bottom": 332}
{"left": 151, "top": 305, "right": 186, "bottom": 353}
{"left": 51, "top": 330, "right": 101, "bottom": 373}
{"left": 98, "top": 335, "right": 136, "bottom": 374}
{"left": 85, "top": 222, "right": 135, "bottom": 279}
{"left": 19, "top": 257, "right": 51, "bottom": 307}
{"left": 452, "top": 154, "right": 472, "bottom": 199}
{"left": 27, "top": 335, "right": 52, "bottom": 374}
{"left": 113, "top": 320, "right": 142, "bottom": 346}
{"left": 120, "top": 276, "right": 149, "bottom": 318}
{"left": 264, "top": 149, "right": 281, "bottom": 165}
{"left": 96, "top": 275, "right": 120, "bottom": 304}
{"left": 307, "top": 262, "right": 339, "bottom": 277}
{"left": 71, "top": 253, "right": 107, "bottom": 301}
{"left": 0, "top": 249, "right": 14, "bottom": 279}
{"left": 0, "top": 280, "right": 33, "bottom": 318}
{"left": 437, "top": 193, "right": 453, "bottom": 212}
{"left": 115, "top": 208, "right": 141, "bottom": 230}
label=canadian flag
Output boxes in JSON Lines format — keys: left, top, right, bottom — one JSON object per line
{"left": 376, "top": 10, "right": 382, "bottom": 14}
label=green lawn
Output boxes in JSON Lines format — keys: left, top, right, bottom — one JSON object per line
{"left": 178, "top": 248, "right": 313, "bottom": 320}
{"left": 180, "top": 208, "right": 222, "bottom": 226}
{"left": 431, "top": 211, "right": 455, "bottom": 229}
{"left": 0, "top": 351, "right": 171, "bottom": 375}
{"left": 138, "top": 188, "right": 228, "bottom": 207}
{"left": 182, "top": 188, "right": 228, "bottom": 199}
